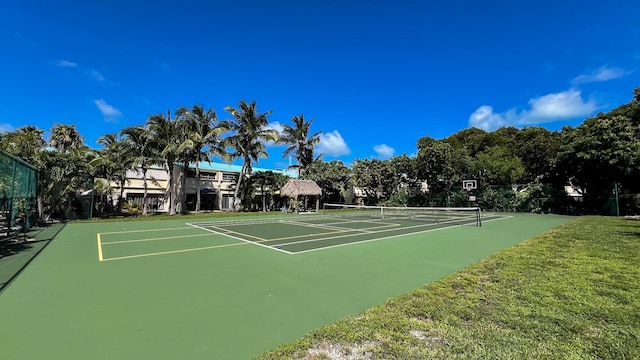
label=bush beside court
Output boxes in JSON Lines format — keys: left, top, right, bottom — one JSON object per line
{"left": 257, "top": 216, "right": 640, "bottom": 359}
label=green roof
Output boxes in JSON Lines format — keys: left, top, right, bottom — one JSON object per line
{"left": 181, "top": 161, "right": 299, "bottom": 178}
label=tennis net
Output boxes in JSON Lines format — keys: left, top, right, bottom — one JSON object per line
{"left": 322, "top": 203, "right": 482, "bottom": 226}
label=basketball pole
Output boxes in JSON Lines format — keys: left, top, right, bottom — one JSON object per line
{"left": 614, "top": 181, "right": 620, "bottom": 217}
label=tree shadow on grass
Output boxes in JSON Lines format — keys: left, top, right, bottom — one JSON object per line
{"left": 615, "top": 220, "right": 640, "bottom": 237}
{"left": 615, "top": 219, "right": 640, "bottom": 236}
{"left": 615, "top": 231, "right": 640, "bottom": 237}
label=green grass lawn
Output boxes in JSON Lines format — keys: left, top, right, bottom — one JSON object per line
{"left": 257, "top": 216, "right": 640, "bottom": 359}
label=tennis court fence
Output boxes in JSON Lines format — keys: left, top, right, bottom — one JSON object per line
{"left": 1, "top": 149, "right": 38, "bottom": 240}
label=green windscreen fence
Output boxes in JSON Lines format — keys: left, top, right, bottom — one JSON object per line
{"left": 1, "top": 149, "right": 39, "bottom": 240}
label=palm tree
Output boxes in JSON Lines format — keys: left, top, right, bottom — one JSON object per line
{"left": 224, "top": 100, "right": 279, "bottom": 211}
{"left": 279, "top": 114, "right": 322, "bottom": 177}
{"left": 0, "top": 126, "right": 46, "bottom": 164}
{"left": 49, "top": 123, "right": 84, "bottom": 152}
{"left": 175, "top": 105, "right": 229, "bottom": 212}
{"left": 120, "top": 124, "right": 159, "bottom": 215}
{"left": 91, "top": 133, "right": 132, "bottom": 213}
{"left": 147, "top": 111, "right": 180, "bottom": 215}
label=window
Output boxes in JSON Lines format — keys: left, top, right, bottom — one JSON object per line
{"left": 222, "top": 173, "right": 237, "bottom": 182}
{"left": 187, "top": 170, "right": 216, "bottom": 180}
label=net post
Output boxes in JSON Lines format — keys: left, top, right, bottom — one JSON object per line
{"left": 89, "top": 177, "right": 95, "bottom": 220}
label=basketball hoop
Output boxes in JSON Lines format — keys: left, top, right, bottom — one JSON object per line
{"left": 462, "top": 179, "right": 477, "bottom": 192}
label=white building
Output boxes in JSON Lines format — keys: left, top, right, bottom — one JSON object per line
{"left": 110, "top": 162, "right": 297, "bottom": 212}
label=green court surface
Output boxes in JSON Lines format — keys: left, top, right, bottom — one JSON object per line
{"left": 0, "top": 212, "right": 572, "bottom": 359}
{"left": 0, "top": 223, "right": 66, "bottom": 292}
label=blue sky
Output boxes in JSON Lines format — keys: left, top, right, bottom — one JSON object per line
{"left": 1, "top": 1, "right": 639, "bottom": 171}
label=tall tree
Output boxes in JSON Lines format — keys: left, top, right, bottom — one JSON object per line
{"left": 303, "top": 160, "right": 352, "bottom": 204}
{"left": 514, "top": 127, "right": 562, "bottom": 183}
{"left": 279, "top": 114, "right": 322, "bottom": 177}
{"left": 442, "top": 127, "right": 492, "bottom": 157}
{"left": 49, "top": 123, "right": 84, "bottom": 152}
{"left": 91, "top": 133, "right": 132, "bottom": 213}
{"left": 0, "top": 126, "right": 46, "bottom": 165}
{"left": 390, "top": 154, "right": 419, "bottom": 190}
{"left": 223, "top": 100, "right": 278, "bottom": 211}
{"left": 120, "top": 124, "right": 159, "bottom": 215}
{"left": 147, "top": 111, "right": 180, "bottom": 215}
{"left": 473, "top": 145, "right": 525, "bottom": 186}
{"left": 176, "top": 105, "right": 229, "bottom": 212}
{"left": 352, "top": 158, "right": 398, "bottom": 204}
{"left": 416, "top": 141, "right": 472, "bottom": 206}
{"left": 557, "top": 113, "right": 640, "bottom": 212}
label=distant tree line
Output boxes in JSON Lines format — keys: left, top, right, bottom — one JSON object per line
{"left": 1, "top": 88, "right": 639, "bottom": 220}
{"left": 303, "top": 87, "right": 640, "bottom": 215}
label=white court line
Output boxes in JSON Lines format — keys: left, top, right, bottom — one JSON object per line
{"left": 480, "top": 215, "right": 513, "bottom": 223}
{"left": 276, "top": 216, "right": 474, "bottom": 248}
{"left": 267, "top": 229, "right": 351, "bottom": 242}
{"left": 292, "top": 223, "right": 468, "bottom": 254}
{"left": 285, "top": 220, "right": 377, "bottom": 234}
{"left": 203, "top": 225, "right": 269, "bottom": 242}
{"left": 290, "top": 215, "right": 513, "bottom": 254}
{"left": 100, "top": 226, "right": 195, "bottom": 235}
{"left": 102, "top": 242, "right": 247, "bottom": 262}
{"left": 186, "top": 222, "right": 293, "bottom": 254}
{"left": 99, "top": 215, "right": 512, "bottom": 261}
{"left": 101, "top": 233, "right": 215, "bottom": 245}
{"left": 320, "top": 218, "right": 402, "bottom": 226}
{"left": 278, "top": 216, "right": 512, "bottom": 255}
{"left": 289, "top": 220, "right": 403, "bottom": 234}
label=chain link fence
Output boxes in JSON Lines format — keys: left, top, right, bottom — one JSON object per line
{"left": 1, "top": 150, "right": 38, "bottom": 240}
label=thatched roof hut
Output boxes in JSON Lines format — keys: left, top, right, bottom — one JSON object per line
{"left": 280, "top": 179, "right": 322, "bottom": 213}
{"left": 280, "top": 179, "right": 322, "bottom": 197}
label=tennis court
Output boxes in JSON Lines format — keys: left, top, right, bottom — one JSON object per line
{"left": 0, "top": 210, "right": 572, "bottom": 360}
{"left": 98, "top": 205, "right": 502, "bottom": 261}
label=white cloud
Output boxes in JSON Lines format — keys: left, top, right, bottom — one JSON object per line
{"left": 0, "top": 123, "right": 14, "bottom": 133}
{"left": 316, "top": 130, "right": 350, "bottom": 157}
{"left": 265, "top": 121, "right": 284, "bottom": 134}
{"left": 522, "top": 89, "right": 598, "bottom": 122}
{"left": 56, "top": 60, "right": 77, "bottom": 67}
{"left": 469, "top": 89, "right": 599, "bottom": 131}
{"left": 55, "top": 61, "right": 109, "bottom": 82}
{"left": 469, "top": 105, "right": 506, "bottom": 131}
{"left": 94, "top": 99, "right": 122, "bottom": 122}
{"left": 87, "top": 69, "right": 105, "bottom": 81}
{"left": 262, "top": 121, "right": 284, "bottom": 145}
{"left": 572, "top": 65, "right": 631, "bottom": 84}
{"left": 373, "top": 144, "right": 395, "bottom": 159}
